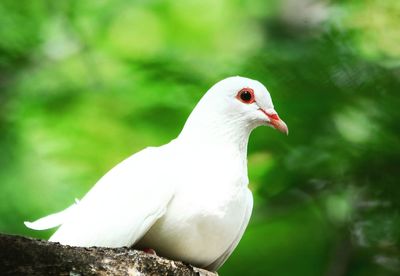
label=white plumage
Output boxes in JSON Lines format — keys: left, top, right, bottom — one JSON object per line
{"left": 25, "top": 76, "right": 288, "bottom": 271}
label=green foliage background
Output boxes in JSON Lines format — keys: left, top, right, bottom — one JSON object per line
{"left": 0, "top": 0, "right": 399, "bottom": 275}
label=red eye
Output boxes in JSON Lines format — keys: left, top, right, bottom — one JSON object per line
{"left": 237, "top": 88, "right": 255, "bottom": 104}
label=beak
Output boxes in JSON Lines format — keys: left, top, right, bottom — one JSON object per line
{"left": 259, "top": 108, "right": 289, "bottom": 135}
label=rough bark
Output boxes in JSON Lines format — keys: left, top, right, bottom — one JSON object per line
{"left": 0, "top": 233, "right": 217, "bottom": 276}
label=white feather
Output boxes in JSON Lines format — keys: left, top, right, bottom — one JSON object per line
{"left": 48, "top": 146, "right": 176, "bottom": 247}
{"left": 24, "top": 202, "right": 77, "bottom": 230}
{"left": 205, "top": 189, "right": 253, "bottom": 271}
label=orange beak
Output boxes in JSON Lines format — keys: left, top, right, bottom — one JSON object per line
{"left": 259, "top": 108, "right": 289, "bottom": 135}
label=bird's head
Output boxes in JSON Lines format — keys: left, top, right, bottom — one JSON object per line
{"left": 205, "top": 76, "right": 288, "bottom": 135}
{"left": 179, "top": 76, "right": 288, "bottom": 145}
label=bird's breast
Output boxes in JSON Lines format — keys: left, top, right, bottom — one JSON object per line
{"left": 137, "top": 155, "right": 250, "bottom": 267}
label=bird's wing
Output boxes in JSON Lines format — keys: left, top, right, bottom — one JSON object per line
{"left": 206, "top": 189, "right": 253, "bottom": 271}
{"left": 29, "top": 145, "right": 176, "bottom": 248}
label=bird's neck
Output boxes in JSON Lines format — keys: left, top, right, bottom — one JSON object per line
{"left": 177, "top": 108, "right": 254, "bottom": 160}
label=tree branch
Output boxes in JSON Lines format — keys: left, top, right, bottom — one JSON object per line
{"left": 0, "top": 233, "right": 217, "bottom": 276}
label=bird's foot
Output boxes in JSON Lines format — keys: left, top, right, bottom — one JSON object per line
{"left": 142, "top": 248, "right": 157, "bottom": 255}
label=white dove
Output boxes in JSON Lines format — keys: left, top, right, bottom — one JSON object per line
{"left": 25, "top": 76, "right": 288, "bottom": 271}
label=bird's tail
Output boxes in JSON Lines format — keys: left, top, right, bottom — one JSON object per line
{"left": 24, "top": 199, "right": 79, "bottom": 230}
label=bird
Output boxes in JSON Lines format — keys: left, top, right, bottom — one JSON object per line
{"left": 25, "top": 76, "right": 288, "bottom": 271}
